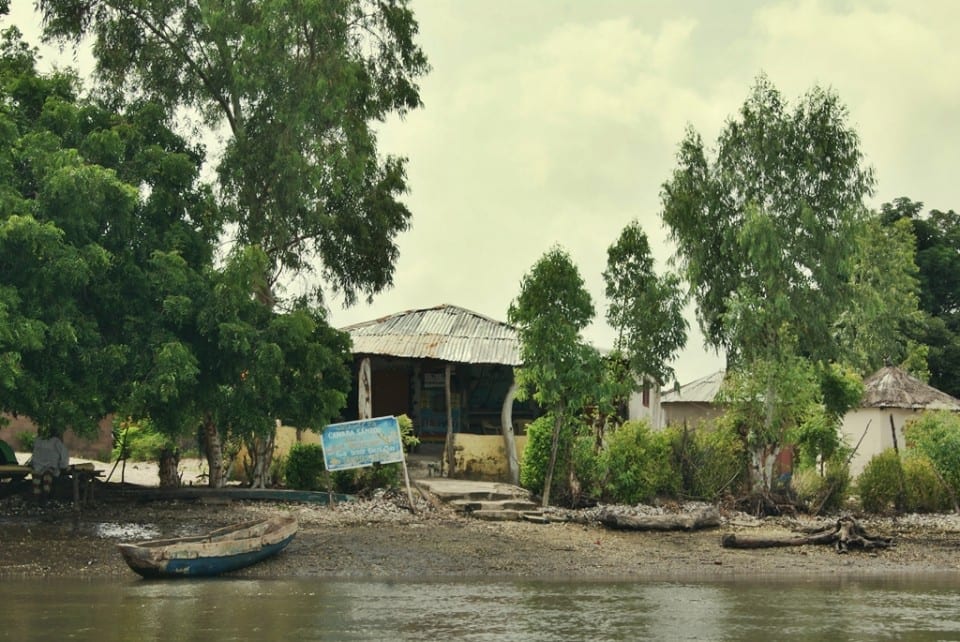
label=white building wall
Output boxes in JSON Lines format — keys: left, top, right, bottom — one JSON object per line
{"left": 628, "top": 385, "right": 663, "bottom": 428}
{"left": 841, "top": 407, "right": 922, "bottom": 477}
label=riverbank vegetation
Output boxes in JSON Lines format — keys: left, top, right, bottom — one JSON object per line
{"left": 3, "top": 2, "right": 960, "bottom": 528}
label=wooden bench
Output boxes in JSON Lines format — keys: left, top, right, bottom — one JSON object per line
{"left": 0, "top": 463, "right": 103, "bottom": 507}
{"left": 66, "top": 463, "right": 103, "bottom": 507}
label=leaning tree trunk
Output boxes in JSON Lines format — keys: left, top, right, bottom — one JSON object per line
{"left": 500, "top": 381, "right": 520, "bottom": 485}
{"left": 158, "top": 447, "right": 180, "bottom": 488}
{"left": 203, "top": 413, "right": 226, "bottom": 488}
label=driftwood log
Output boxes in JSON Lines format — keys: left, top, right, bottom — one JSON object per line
{"left": 721, "top": 515, "right": 893, "bottom": 553}
{"left": 599, "top": 507, "right": 720, "bottom": 532}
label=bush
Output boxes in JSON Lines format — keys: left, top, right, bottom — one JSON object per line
{"left": 570, "top": 432, "right": 603, "bottom": 505}
{"left": 330, "top": 463, "right": 403, "bottom": 495}
{"left": 670, "top": 421, "right": 747, "bottom": 501}
{"left": 790, "top": 467, "right": 823, "bottom": 507}
{"left": 520, "top": 414, "right": 567, "bottom": 495}
{"left": 791, "top": 457, "right": 850, "bottom": 513}
{"left": 15, "top": 431, "right": 34, "bottom": 452}
{"left": 397, "top": 414, "right": 419, "bottom": 451}
{"left": 904, "top": 410, "right": 960, "bottom": 499}
{"left": 600, "top": 420, "right": 680, "bottom": 504}
{"left": 284, "top": 443, "right": 327, "bottom": 490}
{"left": 856, "top": 449, "right": 905, "bottom": 514}
{"left": 903, "top": 454, "right": 952, "bottom": 513}
{"left": 112, "top": 418, "right": 172, "bottom": 462}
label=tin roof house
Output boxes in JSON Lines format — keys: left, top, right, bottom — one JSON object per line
{"left": 339, "top": 303, "right": 662, "bottom": 481}
{"left": 659, "top": 370, "right": 726, "bottom": 429}
{"left": 340, "top": 304, "right": 537, "bottom": 481}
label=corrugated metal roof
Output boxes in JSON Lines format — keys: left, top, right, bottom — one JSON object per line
{"left": 661, "top": 370, "right": 726, "bottom": 404}
{"left": 341, "top": 304, "right": 522, "bottom": 366}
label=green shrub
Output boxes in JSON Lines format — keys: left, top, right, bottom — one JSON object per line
{"left": 903, "top": 454, "right": 952, "bottom": 513}
{"left": 330, "top": 463, "right": 402, "bottom": 495}
{"left": 15, "top": 431, "right": 35, "bottom": 452}
{"left": 792, "top": 457, "right": 852, "bottom": 513}
{"left": 284, "top": 443, "right": 327, "bottom": 490}
{"left": 671, "top": 421, "right": 747, "bottom": 500}
{"left": 397, "top": 414, "right": 419, "bottom": 451}
{"left": 520, "top": 414, "right": 566, "bottom": 495}
{"left": 112, "top": 418, "right": 171, "bottom": 462}
{"left": 856, "top": 449, "right": 905, "bottom": 514}
{"left": 790, "top": 466, "right": 823, "bottom": 507}
{"left": 904, "top": 410, "right": 960, "bottom": 498}
{"left": 570, "top": 432, "right": 603, "bottom": 503}
{"left": 600, "top": 420, "right": 680, "bottom": 504}
{"left": 803, "top": 457, "right": 851, "bottom": 514}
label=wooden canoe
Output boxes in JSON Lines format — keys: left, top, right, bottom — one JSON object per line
{"left": 117, "top": 513, "right": 298, "bottom": 578}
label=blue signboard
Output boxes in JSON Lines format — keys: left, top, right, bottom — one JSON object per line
{"left": 321, "top": 416, "right": 405, "bottom": 472}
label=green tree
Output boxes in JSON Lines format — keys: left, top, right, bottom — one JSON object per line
{"left": 38, "top": 0, "right": 428, "bottom": 479}
{"left": 38, "top": 0, "right": 428, "bottom": 306}
{"left": 836, "top": 212, "right": 926, "bottom": 377}
{"left": 881, "top": 198, "right": 960, "bottom": 396}
{"left": 661, "top": 74, "right": 873, "bottom": 364}
{"left": 509, "top": 246, "right": 599, "bottom": 506}
{"left": 603, "top": 220, "right": 687, "bottom": 397}
{"left": 903, "top": 410, "right": 960, "bottom": 509}
{"left": 660, "top": 75, "right": 875, "bottom": 490}
{"left": 0, "top": 28, "right": 218, "bottom": 441}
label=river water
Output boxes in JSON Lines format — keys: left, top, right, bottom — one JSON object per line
{"left": 2, "top": 575, "right": 960, "bottom": 641}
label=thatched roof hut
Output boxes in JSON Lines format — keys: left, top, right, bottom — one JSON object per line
{"left": 842, "top": 365, "right": 960, "bottom": 476}
{"left": 861, "top": 366, "right": 960, "bottom": 411}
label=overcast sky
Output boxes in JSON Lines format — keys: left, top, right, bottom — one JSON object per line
{"left": 5, "top": 1, "right": 960, "bottom": 384}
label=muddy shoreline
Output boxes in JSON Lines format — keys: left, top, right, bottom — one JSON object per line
{"left": 2, "top": 485, "right": 960, "bottom": 581}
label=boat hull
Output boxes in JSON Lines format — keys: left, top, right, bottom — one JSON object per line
{"left": 118, "top": 514, "right": 298, "bottom": 578}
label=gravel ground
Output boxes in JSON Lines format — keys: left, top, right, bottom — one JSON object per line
{"left": 3, "top": 477, "right": 960, "bottom": 581}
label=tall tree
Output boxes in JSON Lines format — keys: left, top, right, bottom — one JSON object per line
{"left": 660, "top": 75, "right": 874, "bottom": 490}
{"left": 880, "top": 198, "right": 960, "bottom": 396}
{"left": 0, "top": 27, "right": 217, "bottom": 439}
{"left": 603, "top": 219, "right": 687, "bottom": 395}
{"left": 835, "top": 212, "right": 926, "bottom": 377}
{"left": 509, "top": 246, "right": 598, "bottom": 507}
{"left": 38, "top": 0, "right": 428, "bottom": 478}
{"left": 661, "top": 74, "right": 874, "bottom": 365}
{"left": 38, "top": 0, "right": 428, "bottom": 306}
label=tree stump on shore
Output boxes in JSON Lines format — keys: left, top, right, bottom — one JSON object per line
{"left": 599, "top": 506, "right": 721, "bottom": 532}
{"left": 721, "top": 515, "right": 893, "bottom": 553}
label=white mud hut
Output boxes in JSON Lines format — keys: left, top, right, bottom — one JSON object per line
{"left": 841, "top": 365, "right": 960, "bottom": 476}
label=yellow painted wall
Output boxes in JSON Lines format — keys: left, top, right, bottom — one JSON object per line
{"left": 452, "top": 433, "right": 527, "bottom": 481}
{"left": 232, "top": 425, "right": 322, "bottom": 479}
{"left": 274, "top": 425, "right": 322, "bottom": 456}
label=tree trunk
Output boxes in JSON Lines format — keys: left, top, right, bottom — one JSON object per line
{"left": 158, "top": 447, "right": 180, "bottom": 488}
{"left": 203, "top": 413, "right": 225, "bottom": 488}
{"left": 500, "top": 380, "right": 519, "bottom": 485}
{"left": 541, "top": 412, "right": 563, "bottom": 507}
{"left": 245, "top": 423, "right": 276, "bottom": 489}
{"left": 358, "top": 357, "right": 372, "bottom": 419}
{"left": 721, "top": 515, "right": 893, "bottom": 552}
{"left": 599, "top": 507, "right": 720, "bottom": 532}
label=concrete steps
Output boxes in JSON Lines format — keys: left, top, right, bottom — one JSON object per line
{"left": 415, "top": 478, "right": 549, "bottom": 522}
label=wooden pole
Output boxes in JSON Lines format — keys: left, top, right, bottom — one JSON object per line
{"left": 400, "top": 454, "right": 418, "bottom": 514}
{"left": 444, "top": 364, "right": 455, "bottom": 477}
